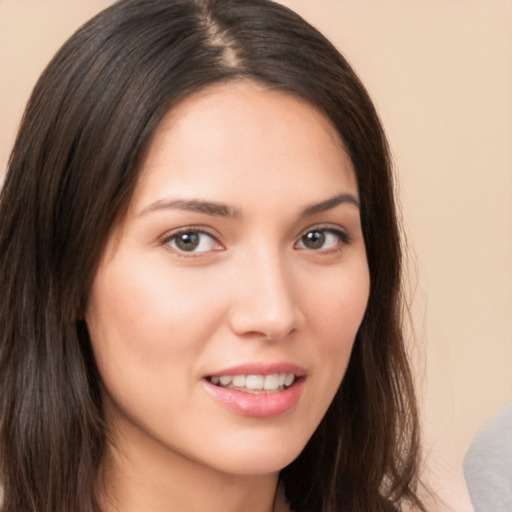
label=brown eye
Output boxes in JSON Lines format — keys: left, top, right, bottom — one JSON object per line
{"left": 296, "top": 228, "right": 348, "bottom": 251}
{"left": 175, "top": 232, "right": 200, "bottom": 251}
{"left": 166, "top": 230, "right": 219, "bottom": 253}
{"left": 301, "top": 230, "right": 325, "bottom": 249}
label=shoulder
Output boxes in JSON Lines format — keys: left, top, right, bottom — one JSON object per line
{"left": 463, "top": 398, "right": 512, "bottom": 511}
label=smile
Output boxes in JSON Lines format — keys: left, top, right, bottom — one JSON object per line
{"left": 207, "top": 373, "right": 296, "bottom": 393}
{"left": 203, "top": 365, "right": 306, "bottom": 417}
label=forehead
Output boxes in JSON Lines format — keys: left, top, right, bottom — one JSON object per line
{"left": 129, "top": 81, "right": 357, "bottom": 213}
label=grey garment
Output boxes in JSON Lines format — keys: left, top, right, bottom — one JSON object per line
{"left": 463, "top": 398, "right": 512, "bottom": 512}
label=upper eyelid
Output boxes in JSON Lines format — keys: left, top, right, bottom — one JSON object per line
{"left": 160, "top": 226, "right": 220, "bottom": 243}
{"left": 295, "top": 225, "right": 351, "bottom": 248}
{"left": 298, "top": 223, "right": 350, "bottom": 238}
{"left": 160, "top": 228, "right": 224, "bottom": 257}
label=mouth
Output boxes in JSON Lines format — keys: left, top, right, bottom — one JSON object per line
{"left": 206, "top": 373, "right": 298, "bottom": 394}
{"left": 203, "top": 365, "right": 306, "bottom": 417}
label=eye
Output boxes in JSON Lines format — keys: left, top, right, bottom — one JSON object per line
{"left": 164, "top": 229, "right": 221, "bottom": 253}
{"left": 295, "top": 228, "right": 348, "bottom": 251}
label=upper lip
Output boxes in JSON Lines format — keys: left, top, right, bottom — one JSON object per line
{"left": 206, "top": 362, "right": 306, "bottom": 378}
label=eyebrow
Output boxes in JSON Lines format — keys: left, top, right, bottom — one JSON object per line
{"left": 139, "top": 192, "right": 359, "bottom": 218}
{"left": 299, "top": 193, "right": 360, "bottom": 217}
{"left": 139, "top": 198, "right": 241, "bottom": 218}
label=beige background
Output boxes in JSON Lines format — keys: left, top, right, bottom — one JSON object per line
{"left": 1, "top": 1, "right": 511, "bottom": 510}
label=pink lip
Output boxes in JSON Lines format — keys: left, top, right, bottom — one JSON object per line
{"left": 203, "top": 378, "right": 304, "bottom": 418}
{"left": 202, "top": 362, "right": 306, "bottom": 418}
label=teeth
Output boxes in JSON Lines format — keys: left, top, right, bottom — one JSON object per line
{"left": 219, "top": 375, "right": 232, "bottom": 386}
{"left": 232, "top": 375, "right": 246, "bottom": 387}
{"left": 246, "top": 375, "right": 264, "bottom": 390}
{"left": 209, "top": 373, "right": 296, "bottom": 393}
{"left": 284, "top": 373, "right": 295, "bottom": 386}
{"left": 264, "top": 374, "right": 279, "bottom": 391}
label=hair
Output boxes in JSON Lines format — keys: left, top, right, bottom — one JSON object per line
{"left": 0, "top": 1, "right": 426, "bottom": 511}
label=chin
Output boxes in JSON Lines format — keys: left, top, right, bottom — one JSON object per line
{"left": 202, "top": 435, "right": 307, "bottom": 476}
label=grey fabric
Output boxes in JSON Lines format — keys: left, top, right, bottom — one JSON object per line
{"left": 463, "top": 398, "right": 512, "bottom": 512}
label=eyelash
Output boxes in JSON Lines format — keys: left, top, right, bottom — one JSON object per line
{"left": 160, "top": 226, "right": 221, "bottom": 256}
{"left": 295, "top": 225, "right": 351, "bottom": 253}
{"left": 160, "top": 225, "right": 351, "bottom": 256}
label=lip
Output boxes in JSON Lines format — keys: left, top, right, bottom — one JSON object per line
{"left": 203, "top": 362, "right": 306, "bottom": 418}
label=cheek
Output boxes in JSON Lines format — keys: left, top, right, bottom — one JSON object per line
{"left": 85, "top": 255, "right": 222, "bottom": 365}
{"left": 308, "top": 260, "right": 370, "bottom": 342}
{"left": 83, "top": 256, "right": 225, "bottom": 425}
{"left": 305, "top": 260, "right": 370, "bottom": 380}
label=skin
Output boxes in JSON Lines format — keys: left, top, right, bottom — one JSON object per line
{"left": 85, "top": 81, "right": 370, "bottom": 512}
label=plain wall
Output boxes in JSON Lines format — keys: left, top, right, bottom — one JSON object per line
{"left": 1, "top": 1, "right": 511, "bottom": 510}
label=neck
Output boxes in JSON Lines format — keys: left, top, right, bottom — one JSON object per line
{"left": 96, "top": 424, "right": 285, "bottom": 512}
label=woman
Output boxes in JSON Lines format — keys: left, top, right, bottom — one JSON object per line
{"left": 0, "top": 0, "right": 426, "bottom": 511}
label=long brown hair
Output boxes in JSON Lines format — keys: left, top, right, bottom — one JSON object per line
{"left": 0, "top": 1, "right": 425, "bottom": 511}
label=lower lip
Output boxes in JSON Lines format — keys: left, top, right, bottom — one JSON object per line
{"left": 203, "top": 379, "right": 304, "bottom": 418}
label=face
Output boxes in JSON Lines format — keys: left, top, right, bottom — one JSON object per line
{"left": 85, "top": 82, "right": 370, "bottom": 478}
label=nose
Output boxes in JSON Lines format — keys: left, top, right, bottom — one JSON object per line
{"left": 227, "top": 249, "right": 305, "bottom": 341}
